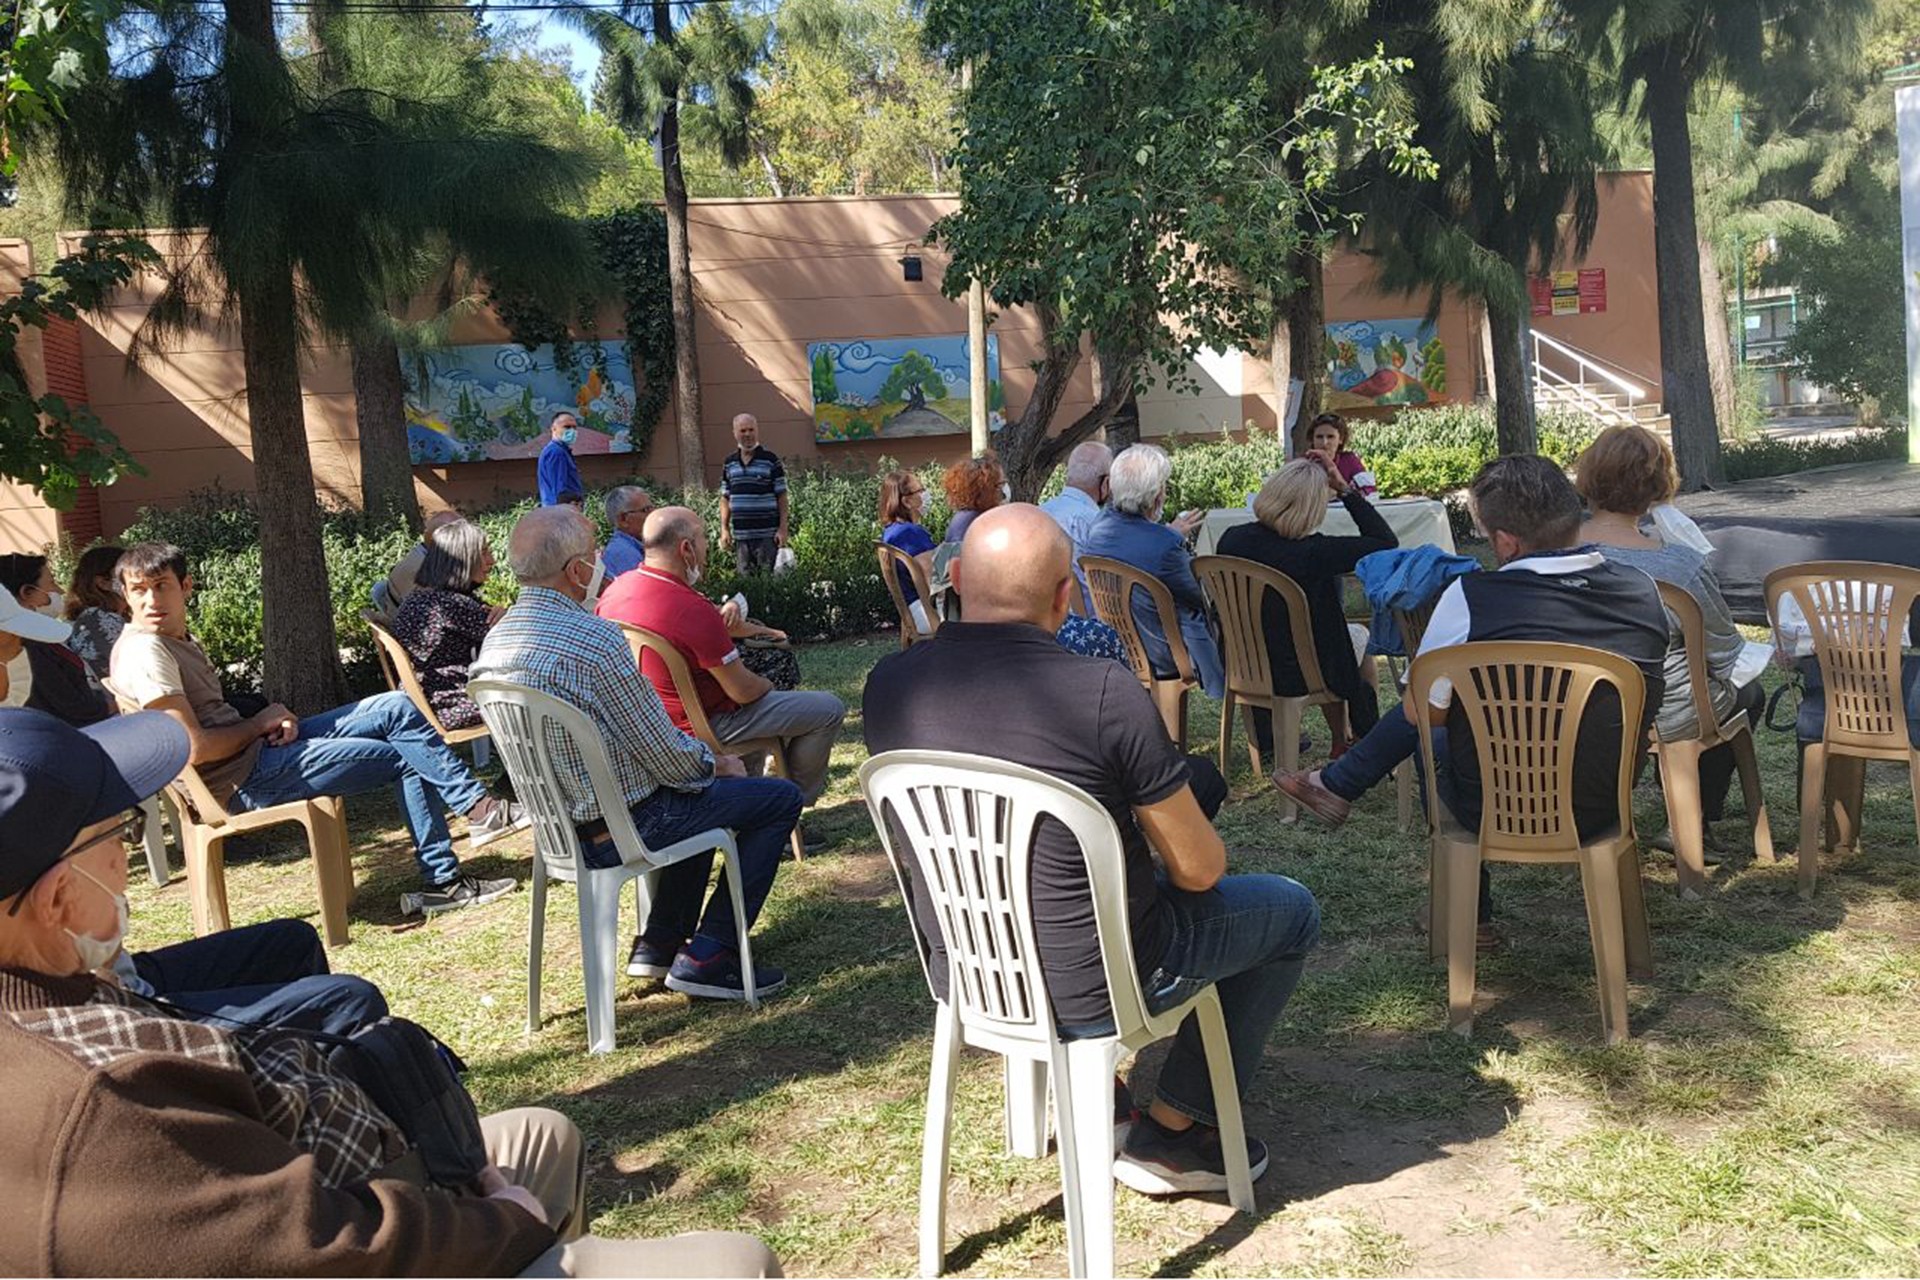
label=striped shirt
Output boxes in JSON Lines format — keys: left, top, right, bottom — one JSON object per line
{"left": 719, "top": 446, "right": 787, "bottom": 538}
{"left": 471, "top": 586, "right": 713, "bottom": 821}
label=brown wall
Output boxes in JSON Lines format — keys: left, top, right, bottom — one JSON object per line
{"left": 0, "top": 240, "right": 62, "bottom": 548}
{"left": 5, "top": 180, "right": 1661, "bottom": 543}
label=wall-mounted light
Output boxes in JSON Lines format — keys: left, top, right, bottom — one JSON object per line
{"left": 898, "top": 252, "right": 923, "bottom": 283}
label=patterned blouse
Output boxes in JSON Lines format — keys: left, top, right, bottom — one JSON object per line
{"left": 66, "top": 607, "right": 126, "bottom": 679}
{"left": 390, "top": 587, "right": 491, "bottom": 730}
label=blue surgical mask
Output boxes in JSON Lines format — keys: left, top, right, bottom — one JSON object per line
{"left": 560, "top": 428, "right": 578, "bottom": 446}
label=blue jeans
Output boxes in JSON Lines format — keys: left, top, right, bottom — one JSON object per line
{"left": 232, "top": 691, "right": 490, "bottom": 887}
{"left": 595, "top": 777, "right": 803, "bottom": 954}
{"left": 1064, "top": 874, "right": 1321, "bottom": 1129}
{"left": 133, "top": 919, "right": 388, "bottom": 1036}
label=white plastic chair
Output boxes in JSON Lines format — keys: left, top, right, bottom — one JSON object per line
{"left": 858, "top": 750, "right": 1256, "bottom": 1279}
{"left": 469, "top": 678, "right": 762, "bottom": 1054}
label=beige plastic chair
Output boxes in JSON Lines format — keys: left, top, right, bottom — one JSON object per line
{"left": 470, "top": 678, "right": 762, "bottom": 1053}
{"left": 104, "top": 681, "right": 354, "bottom": 946}
{"left": 858, "top": 750, "right": 1255, "bottom": 1278}
{"left": 1406, "top": 642, "right": 1653, "bottom": 1045}
{"left": 363, "top": 611, "right": 492, "bottom": 766}
{"left": 1193, "top": 555, "right": 1340, "bottom": 814}
{"left": 1764, "top": 561, "right": 1920, "bottom": 897}
{"left": 1081, "top": 555, "right": 1197, "bottom": 752}
{"left": 877, "top": 541, "right": 939, "bottom": 649}
{"left": 1650, "top": 581, "right": 1774, "bottom": 898}
{"left": 618, "top": 622, "right": 806, "bottom": 863}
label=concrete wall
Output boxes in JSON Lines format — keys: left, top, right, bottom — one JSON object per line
{"left": 1532, "top": 171, "right": 1663, "bottom": 391}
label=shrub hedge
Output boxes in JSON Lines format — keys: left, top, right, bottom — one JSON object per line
{"left": 107, "top": 408, "right": 1908, "bottom": 696}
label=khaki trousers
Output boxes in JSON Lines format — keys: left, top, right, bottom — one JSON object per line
{"left": 482, "top": 1108, "right": 782, "bottom": 1279}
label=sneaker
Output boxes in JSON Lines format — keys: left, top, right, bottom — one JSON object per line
{"left": 664, "top": 948, "right": 788, "bottom": 1001}
{"left": 400, "top": 873, "right": 518, "bottom": 917}
{"left": 626, "top": 935, "right": 679, "bottom": 979}
{"left": 1114, "top": 1115, "right": 1270, "bottom": 1196}
{"left": 467, "top": 797, "right": 530, "bottom": 850}
{"left": 1273, "top": 769, "right": 1352, "bottom": 827}
{"left": 1649, "top": 826, "right": 1726, "bottom": 864}
{"left": 799, "top": 825, "right": 830, "bottom": 855}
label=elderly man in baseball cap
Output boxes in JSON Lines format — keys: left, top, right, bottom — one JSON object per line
{"left": 0, "top": 705, "right": 781, "bottom": 1277}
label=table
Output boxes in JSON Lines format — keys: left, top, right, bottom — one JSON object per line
{"left": 1194, "top": 496, "right": 1457, "bottom": 558}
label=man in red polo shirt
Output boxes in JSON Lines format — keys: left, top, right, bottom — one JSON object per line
{"left": 596, "top": 507, "right": 845, "bottom": 853}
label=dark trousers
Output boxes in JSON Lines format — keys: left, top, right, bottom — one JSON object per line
{"left": 133, "top": 919, "right": 389, "bottom": 1036}
{"left": 610, "top": 777, "right": 803, "bottom": 953}
{"left": 1250, "top": 681, "right": 1380, "bottom": 756}
{"left": 1696, "top": 679, "right": 1766, "bottom": 821}
{"left": 734, "top": 536, "right": 778, "bottom": 576}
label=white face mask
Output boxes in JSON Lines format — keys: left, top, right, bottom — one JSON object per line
{"left": 571, "top": 554, "right": 606, "bottom": 609}
{"left": 66, "top": 864, "right": 128, "bottom": 972}
{"left": 39, "top": 590, "right": 63, "bottom": 618}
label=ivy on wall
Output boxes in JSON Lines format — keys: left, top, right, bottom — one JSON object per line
{"left": 488, "top": 205, "right": 673, "bottom": 460}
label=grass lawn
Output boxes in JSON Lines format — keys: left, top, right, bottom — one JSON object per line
{"left": 121, "top": 634, "right": 1920, "bottom": 1277}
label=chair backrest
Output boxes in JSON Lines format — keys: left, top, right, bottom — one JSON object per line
{"left": 1391, "top": 599, "right": 1438, "bottom": 657}
{"left": 1653, "top": 580, "right": 1718, "bottom": 745}
{"left": 362, "top": 613, "right": 456, "bottom": 738}
{"left": 875, "top": 541, "right": 938, "bottom": 644}
{"left": 467, "top": 677, "right": 660, "bottom": 875}
{"left": 101, "top": 678, "right": 232, "bottom": 826}
{"left": 1193, "top": 554, "right": 1327, "bottom": 701}
{"left": 1765, "top": 560, "right": 1920, "bottom": 752}
{"left": 857, "top": 749, "right": 1155, "bottom": 1044}
{"left": 1404, "top": 641, "right": 1646, "bottom": 854}
{"left": 617, "top": 622, "right": 724, "bottom": 750}
{"left": 1081, "top": 555, "right": 1195, "bottom": 687}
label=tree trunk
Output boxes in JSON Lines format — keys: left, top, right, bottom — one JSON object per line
{"left": 1486, "top": 286, "right": 1539, "bottom": 456}
{"left": 995, "top": 305, "right": 1136, "bottom": 501}
{"left": 1283, "top": 251, "right": 1325, "bottom": 449}
{"left": 656, "top": 1, "right": 705, "bottom": 490}
{"left": 351, "top": 327, "right": 421, "bottom": 531}
{"left": 226, "top": 0, "right": 349, "bottom": 712}
{"left": 1645, "top": 66, "right": 1722, "bottom": 490}
{"left": 1699, "top": 236, "right": 1739, "bottom": 435}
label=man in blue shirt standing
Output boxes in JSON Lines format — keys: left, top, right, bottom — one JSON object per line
{"left": 537, "top": 411, "right": 585, "bottom": 507}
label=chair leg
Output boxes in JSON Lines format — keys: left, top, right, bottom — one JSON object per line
{"left": 140, "top": 796, "right": 169, "bottom": 887}
{"left": 527, "top": 858, "right": 548, "bottom": 1037}
{"left": 1910, "top": 750, "right": 1920, "bottom": 856}
{"left": 1797, "top": 742, "right": 1827, "bottom": 899}
{"left": 1056, "top": 1041, "right": 1117, "bottom": 1280}
{"left": 1395, "top": 761, "right": 1414, "bottom": 835}
{"left": 919, "top": 1009, "right": 961, "bottom": 1277}
{"left": 717, "top": 843, "right": 761, "bottom": 1013}
{"left": 185, "top": 825, "right": 231, "bottom": 937}
{"left": 1616, "top": 842, "right": 1654, "bottom": 980}
{"left": 1578, "top": 847, "right": 1632, "bottom": 1046}
{"left": 1004, "top": 1057, "right": 1049, "bottom": 1159}
{"left": 1733, "top": 729, "right": 1774, "bottom": 864}
{"left": 1218, "top": 690, "right": 1235, "bottom": 777}
{"left": 304, "top": 806, "right": 351, "bottom": 948}
{"left": 581, "top": 873, "right": 624, "bottom": 1055}
{"left": 765, "top": 744, "right": 805, "bottom": 862}
{"left": 1660, "top": 743, "right": 1708, "bottom": 900}
{"left": 1427, "top": 834, "right": 1449, "bottom": 964}
{"left": 1445, "top": 844, "right": 1480, "bottom": 1037}
{"left": 1244, "top": 699, "right": 1266, "bottom": 781}
{"left": 1193, "top": 992, "right": 1257, "bottom": 1214}
{"left": 1274, "top": 700, "right": 1302, "bottom": 822}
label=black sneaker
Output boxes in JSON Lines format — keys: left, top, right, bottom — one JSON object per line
{"left": 799, "top": 825, "right": 830, "bottom": 855}
{"left": 400, "top": 873, "right": 518, "bottom": 917}
{"left": 663, "top": 948, "right": 788, "bottom": 1000}
{"left": 626, "top": 935, "right": 679, "bottom": 979}
{"left": 1114, "top": 1115, "right": 1269, "bottom": 1196}
{"left": 467, "top": 797, "right": 530, "bottom": 850}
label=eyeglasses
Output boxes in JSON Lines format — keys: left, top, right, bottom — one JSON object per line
{"left": 6, "top": 810, "right": 145, "bottom": 915}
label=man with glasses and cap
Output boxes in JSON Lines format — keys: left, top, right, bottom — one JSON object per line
{"left": 0, "top": 706, "right": 781, "bottom": 1278}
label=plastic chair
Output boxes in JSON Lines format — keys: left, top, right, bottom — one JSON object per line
{"left": 103, "top": 681, "right": 353, "bottom": 945}
{"left": 1081, "top": 555, "right": 1197, "bottom": 752}
{"left": 1764, "top": 562, "right": 1920, "bottom": 897}
{"left": 618, "top": 622, "right": 806, "bottom": 863}
{"left": 1405, "top": 642, "right": 1653, "bottom": 1045}
{"left": 1650, "top": 581, "right": 1774, "bottom": 898}
{"left": 858, "top": 750, "right": 1256, "bottom": 1279}
{"left": 137, "top": 792, "right": 183, "bottom": 887}
{"left": 363, "top": 611, "right": 492, "bottom": 768}
{"left": 877, "top": 542, "right": 939, "bottom": 649}
{"left": 1193, "top": 556, "right": 1341, "bottom": 813}
{"left": 468, "top": 678, "right": 762, "bottom": 1053}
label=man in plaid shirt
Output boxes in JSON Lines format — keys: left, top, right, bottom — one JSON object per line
{"left": 472, "top": 507, "right": 801, "bottom": 1001}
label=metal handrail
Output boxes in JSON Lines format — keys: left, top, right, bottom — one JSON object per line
{"left": 1531, "top": 331, "right": 1648, "bottom": 404}
{"left": 1531, "top": 360, "right": 1640, "bottom": 430}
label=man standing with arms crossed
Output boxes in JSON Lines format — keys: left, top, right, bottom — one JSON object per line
{"left": 717, "top": 413, "right": 789, "bottom": 575}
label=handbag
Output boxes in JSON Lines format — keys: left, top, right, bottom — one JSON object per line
{"left": 325, "top": 1017, "right": 490, "bottom": 1188}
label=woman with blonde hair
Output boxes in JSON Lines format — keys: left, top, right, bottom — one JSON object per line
{"left": 1575, "top": 423, "right": 1759, "bottom": 854}
{"left": 1216, "top": 449, "right": 1397, "bottom": 753}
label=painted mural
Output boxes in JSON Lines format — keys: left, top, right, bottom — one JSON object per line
{"left": 809, "top": 335, "right": 1003, "bottom": 443}
{"left": 403, "top": 342, "right": 638, "bottom": 464}
{"left": 1324, "top": 319, "right": 1448, "bottom": 408}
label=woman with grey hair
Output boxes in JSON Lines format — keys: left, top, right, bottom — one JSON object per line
{"left": 391, "top": 518, "right": 503, "bottom": 730}
{"left": 1079, "top": 443, "right": 1224, "bottom": 698}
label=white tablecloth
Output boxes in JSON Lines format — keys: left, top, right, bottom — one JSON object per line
{"left": 1194, "top": 496, "right": 1457, "bottom": 558}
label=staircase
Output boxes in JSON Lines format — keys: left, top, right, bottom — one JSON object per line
{"left": 1530, "top": 332, "right": 1671, "bottom": 437}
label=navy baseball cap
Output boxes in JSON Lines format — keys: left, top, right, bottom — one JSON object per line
{"left": 0, "top": 708, "right": 189, "bottom": 903}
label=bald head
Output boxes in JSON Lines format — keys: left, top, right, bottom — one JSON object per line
{"left": 642, "top": 506, "right": 708, "bottom": 579}
{"left": 950, "top": 504, "right": 1074, "bottom": 627}
{"left": 508, "top": 505, "right": 594, "bottom": 587}
{"left": 423, "top": 509, "right": 463, "bottom": 538}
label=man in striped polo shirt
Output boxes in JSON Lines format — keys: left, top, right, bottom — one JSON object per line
{"left": 718, "top": 413, "right": 789, "bottom": 575}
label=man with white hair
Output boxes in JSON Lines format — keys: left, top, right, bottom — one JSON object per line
{"left": 1039, "top": 439, "right": 1112, "bottom": 609}
{"left": 1079, "top": 444, "right": 1224, "bottom": 699}
{"left": 718, "top": 413, "right": 789, "bottom": 575}
{"left": 601, "top": 484, "right": 656, "bottom": 580}
{"left": 471, "top": 507, "right": 799, "bottom": 1000}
